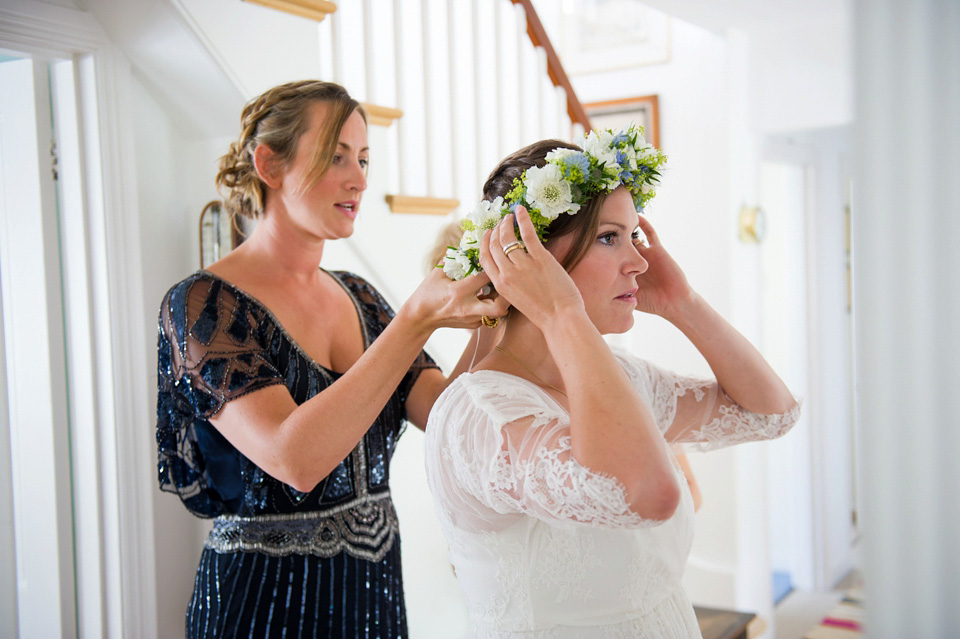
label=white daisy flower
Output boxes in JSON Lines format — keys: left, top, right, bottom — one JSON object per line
{"left": 442, "top": 247, "right": 473, "bottom": 280}
{"left": 524, "top": 164, "right": 579, "bottom": 220}
{"left": 545, "top": 147, "right": 576, "bottom": 162}
{"left": 460, "top": 227, "right": 482, "bottom": 250}
{"left": 467, "top": 196, "right": 505, "bottom": 230}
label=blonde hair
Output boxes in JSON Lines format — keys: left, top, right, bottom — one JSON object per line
{"left": 215, "top": 80, "right": 366, "bottom": 219}
{"left": 425, "top": 218, "right": 466, "bottom": 276}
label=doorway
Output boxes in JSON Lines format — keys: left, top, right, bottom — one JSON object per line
{"left": 760, "top": 128, "right": 857, "bottom": 603}
{"left": 0, "top": 53, "right": 78, "bottom": 638}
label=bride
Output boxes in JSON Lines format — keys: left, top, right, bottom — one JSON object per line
{"left": 424, "top": 127, "right": 800, "bottom": 638}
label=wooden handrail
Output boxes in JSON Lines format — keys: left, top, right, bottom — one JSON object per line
{"left": 509, "top": 0, "right": 591, "bottom": 132}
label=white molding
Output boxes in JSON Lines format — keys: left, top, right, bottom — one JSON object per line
{"left": 91, "top": 49, "right": 160, "bottom": 639}
{"left": 0, "top": 0, "right": 105, "bottom": 57}
{"left": 0, "top": 55, "right": 77, "bottom": 639}
{"left": 0, "top": 2, "right": 158, "bottom": 637}
{"left": 53, "top": 56, "right": 109, "bottom": 639}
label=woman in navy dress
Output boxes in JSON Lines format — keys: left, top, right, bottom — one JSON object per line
{"left": 156, "top": 80, "right": 506, "bottom": 638}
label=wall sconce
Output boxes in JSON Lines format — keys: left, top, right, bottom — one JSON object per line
{"left": 738, "top": 206, "right": 766, "bottom": 244}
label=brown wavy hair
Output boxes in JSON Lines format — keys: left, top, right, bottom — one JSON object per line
{"left": 482, "top": 139, "right": 609, "bottom": 272}
{"left": 215, "top": 80, "right": 366, "bottom": 219}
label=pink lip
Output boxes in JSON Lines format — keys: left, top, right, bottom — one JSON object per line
{"left": 615, "top": 288, "right": 638, "bottom": 302}
{"left": 336, "top": 201, "right": 359, "bottom": 219}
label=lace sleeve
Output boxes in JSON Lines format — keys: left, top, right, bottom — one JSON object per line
{"left": 156, "top": 274, "right": 285, "bottom": 516}
{"left": 426, "top": 372, "right": 663, "bottom": 531}
{"left": 615, "top": 351, "right": 801, "bottom": 452}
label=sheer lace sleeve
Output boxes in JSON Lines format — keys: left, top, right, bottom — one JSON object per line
{"left": 427, "top": 371, "right": 662, "bottom": 531}
{"left": 614, "top": 350, "right": 801, "bottom": 452}
{"left": 156, "top": 274, "right": 285, "bottom": 516}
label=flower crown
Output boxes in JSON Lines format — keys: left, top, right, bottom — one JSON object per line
{"left": 442, "top": 124, "right": 667, "bottom": 281}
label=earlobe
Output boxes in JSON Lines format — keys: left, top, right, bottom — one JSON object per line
{"left": 253, "top": 144, "right": 282, "bottom": 189}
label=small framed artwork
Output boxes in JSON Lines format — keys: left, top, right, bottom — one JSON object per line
{"left": 199, "top": 200, "right": 250, "bottom": 268}
{"left": 559, "top": 0, "right": 670, "bottom": 75}
{"left": 584, "top": 95, "right": 660, "bottom": 149}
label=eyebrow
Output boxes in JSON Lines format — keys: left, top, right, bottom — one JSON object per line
{"left": 337, "top": 141, "right": 370, "bottom": 153}
{"left": 599, "top": 222, "right": 630, "bottom": 231}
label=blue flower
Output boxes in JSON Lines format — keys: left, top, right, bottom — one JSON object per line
{"left": 560, "top": 152, "right": 590, "bottom": 181}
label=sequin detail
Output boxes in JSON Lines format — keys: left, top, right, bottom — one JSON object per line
{"left": 155, "top": 269, "right": 436, "bottom": 521}
{"left": 206, "top": 492, "right": 400, "bottom": 561}
{"left": 156, "top": 270, "right": 436, "bottom": 638}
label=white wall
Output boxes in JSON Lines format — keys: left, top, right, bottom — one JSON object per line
{"left": 748, "top": 19, "right": 853, "bottom": 134}
{"left": 131, "top": 75, "right": 211, "bottom": 637}
{"left": 175, "top": 0, "right": 322, "bottom": 99}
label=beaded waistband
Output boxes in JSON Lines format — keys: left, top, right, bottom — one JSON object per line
{"left": 206, "top": 492, "right": 399, "bottom": 562}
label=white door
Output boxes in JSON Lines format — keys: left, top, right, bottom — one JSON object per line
{"left": 0, "top": 54, "right": 78, "bottom": 639}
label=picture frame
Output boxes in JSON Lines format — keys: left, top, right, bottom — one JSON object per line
{"left": 558, "top": 1, "right": 670, "bottom": 75}
{"left": 199, "top": 200, "right": 250, "bottom": 268}
{"left": 584, "top": 95, "right": 660, "bottom": 149}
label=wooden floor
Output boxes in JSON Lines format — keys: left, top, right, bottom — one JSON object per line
{"left": 773, "top": 570, "right": 862, "bottom": 639}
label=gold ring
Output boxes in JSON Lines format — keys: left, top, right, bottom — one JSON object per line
{"left": 503, "top": 241, "right": 525, "bottom": 256}
{"left": 480, "top": 315, "right": 499, "bottom": 329}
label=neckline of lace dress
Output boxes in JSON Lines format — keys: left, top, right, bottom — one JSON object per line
{"left": 461, "top": 368, "right": 570, "bottom": 413}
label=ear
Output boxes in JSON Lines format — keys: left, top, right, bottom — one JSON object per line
{"left": 252, "top": 144, "right": 282, "bottom": 190}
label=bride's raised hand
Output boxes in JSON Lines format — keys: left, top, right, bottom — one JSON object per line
{"left": 633, "top": 215, "right": 695, "bottom": 318}
{"left": 479, "top": 205, "right": 583, "bottom": 328}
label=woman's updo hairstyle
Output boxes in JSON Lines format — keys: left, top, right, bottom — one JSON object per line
{"left": 216, "top": 80, "right": 366, "bottom": 219}
{"left": 482, "top": 139, "right": 609, "bottom": 272}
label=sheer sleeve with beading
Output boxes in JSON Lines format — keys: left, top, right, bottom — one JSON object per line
{"left": 156, "top": 274, "right": 285, "bottom": 515}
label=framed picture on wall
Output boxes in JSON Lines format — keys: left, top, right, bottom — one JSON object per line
{"left": 558, "top": 0, "right": 670, "bottom": 75}
{"left": 584, "top": 95, "right": 660, "bottom": 149}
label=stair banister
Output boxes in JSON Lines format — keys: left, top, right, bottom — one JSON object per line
{"left": 508, "top": 0, "right": 591, "bottom": 132}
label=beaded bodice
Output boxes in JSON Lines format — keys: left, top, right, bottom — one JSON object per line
{"left": 156, "top": 270, "right": 435, "bottom": 545}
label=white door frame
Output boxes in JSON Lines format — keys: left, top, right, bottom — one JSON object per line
{"left": 760, "top": 128, "right": 856, "bottom": 592}
{"left": 0, "top": 1, "right": 158, "bottom": 637}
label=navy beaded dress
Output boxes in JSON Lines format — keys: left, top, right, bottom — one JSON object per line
{"left": 156, "top": 270, "right": 436, "bottom": 639}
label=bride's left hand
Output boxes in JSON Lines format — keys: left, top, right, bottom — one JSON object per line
{"left": 633, "top": 215, "right": 695, "bottom": 317}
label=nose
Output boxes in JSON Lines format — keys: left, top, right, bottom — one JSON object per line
{"left": 348, "top": 159, "right": 367, "bottom": 192}
{"left": 626, "top": 244, "right": 648, "bottom": 275}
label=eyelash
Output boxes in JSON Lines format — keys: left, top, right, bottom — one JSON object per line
{"left": 332, "top": 154, "right": 369, "bottom": 169}
{"left": 598, "top": 229, "right": 643, "bottom": 246}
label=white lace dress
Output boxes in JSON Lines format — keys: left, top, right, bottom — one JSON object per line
{"left": 424, "top": 350, "right": 800, "bottom": 638}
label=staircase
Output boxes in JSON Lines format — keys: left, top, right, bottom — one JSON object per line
{"left": 201, "top": 0, "right": 591, "bottom": 313}
{"left": 274, "top": 0, "right": 587, "bottom": 214}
